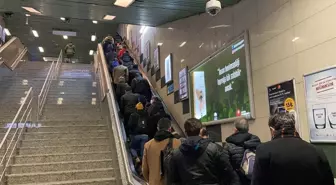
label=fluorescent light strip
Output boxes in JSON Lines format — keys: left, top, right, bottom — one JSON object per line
{"left": 89, "top": 50, "right": 94, "bottom": 55}
{"left": 38, "top": 47, "right": 44, "bottom": 53}
{"left": 4, "top": 28, "right": 11, "bottom": 36}
{"left": 157, "top": 43, "right": 163, "bottom": 46}
{"left": 63, "top": 35, "right": 68, "bottom": 39}
{"left": 60, "top": 17, "right": 65, "bottom": 21}
{"left": 22, "top": 7, "right": 41, "bottom": 15}
{"left": 114, "top": 0, "right": 135, "bottom": 7}
{"left": 292, "top": 37, "right": 300, "bottom": 42}
{"left": 32, "top": 30, "right": 39, "bottom": 37}
{"left": 91, "top": 35, "right": 96, "bottom": 41}
{"left": 140, "top": 26, "right": 148, "bottom": 34}
{"left": 179, "top": 41, "right": 187, "bottom": 47}
{"left": 103, "top": 15, "right": 116, "bottom": 20}
{"left": 199, "top": 43, "right": 204, "bottom": 48}
{"left": 92, "top": 20, "right": 98, "bottom": 24}
{"left": 25, "top": 14, "right": 31, "bottom": 17}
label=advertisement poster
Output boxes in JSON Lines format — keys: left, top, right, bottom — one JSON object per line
{"left": 189, "top": 33, "right": 254, "bottom": 123}
{"left": 179, "top": 67, "right": 189, "bottom": 101}
{"left": 165, "top": 54, "right": 172, "bottom": 84}
{"left": 167, "top": 83, "right": 174, "bottom": 95}
{"left": 267, "top": 80, "right": 300, "bottom": 133}
{"left": 304, "top": 67, "right": 336, "bottom": 143}
{"left": 153, "top": 46, "right": 160, "bottom": 71}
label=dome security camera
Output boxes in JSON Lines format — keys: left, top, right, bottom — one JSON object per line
{"left": 206, "top": 0, "right": 222, "bottom": 16}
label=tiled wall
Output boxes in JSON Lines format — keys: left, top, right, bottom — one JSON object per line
{"left": 119, "top": 0, "right": 336, "bottom": 143}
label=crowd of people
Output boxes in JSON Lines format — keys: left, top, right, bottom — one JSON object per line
{"left": 102, "top": 36, "right": 335, "bottom": 185}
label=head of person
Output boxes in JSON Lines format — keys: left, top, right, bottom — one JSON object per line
{"left": 151, "top": 96, "right": 160, "bottom": 104}
{"left": 157, "top": 118, "right": 172, "bottom": 132}
{"left": 132, "top": 64, "right": 138, "bottom": 70}
{"left": 123, "top": 45, "right": 127, "bottom": 50}
{"left": 184, "top": 118, "right": 202, "bottom": 137}
{"left": 200, "top": 128, "right": 209, "bottom": 139}
{"left": 268, "top": 112, "right": 296, "bottom": 137}
{"left": 234, "top": 118, "right": 249, "bottom": 133}
{"left": 125, "top": 86, "right": 132, "bottom": 93}
{"left": 135, "top": 102, "right": 144, "bottom": 112}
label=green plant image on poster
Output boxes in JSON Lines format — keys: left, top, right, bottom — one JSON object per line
{"left": 189, "top": 34, "right": 253, "bottom": 123}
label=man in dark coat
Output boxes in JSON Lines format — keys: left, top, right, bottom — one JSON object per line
{"left": 120, "top": 86, "right": 141, "bottom": 135}
{"left": 252, "top": 113, "right": 334, "bottom": 185}
{"left": 170, "top": 118, "right": 240, "bottom": 185}
{"left": 146, "top": 97, "right": 169, "bottom": 139}
{"left": 131, "top": 74, "right": 152, "bottom": 102}
{"left": 128, "top": 64, "right": 142, "bottom": 85}
{"left": 226, "top": 118, "right": 261, "bottom": 185}
{"left": 115, "top": 76, "right": 129, "bottom": 105}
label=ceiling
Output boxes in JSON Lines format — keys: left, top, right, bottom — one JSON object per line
{"left": 0, "top": 0, "right": 241, "bottom": 63}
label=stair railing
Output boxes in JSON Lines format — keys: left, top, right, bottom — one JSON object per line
{"left": 0, "top": 87, "right": 34, "bottom": 183}
{"left": 95, "top": 43, "right": 147, "bottom": 185}
{"left": 37, "top": 50, "right": 63, "bottom": 120}
{"left": 0, "top": 37, "right": 27, "bottom": 70}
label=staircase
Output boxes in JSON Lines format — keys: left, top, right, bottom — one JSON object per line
{"left": 4, "top": 63, "right": 121, "bottom": 185}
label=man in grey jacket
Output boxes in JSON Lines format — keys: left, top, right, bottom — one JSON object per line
{"left": 113, "top": 64, "right": 128, "bottom": 85}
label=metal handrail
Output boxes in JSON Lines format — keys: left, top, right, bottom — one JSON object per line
{"left": 37, "top": 50, "right": 63, "bottom": 119}
{"left": 0, "top": 87, "right": 34, "bottom": 182}
{"left": 96, "top": 44, "right": 147, "bottom": 185}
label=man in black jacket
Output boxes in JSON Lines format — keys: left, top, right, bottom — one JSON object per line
{"left": 128, "top": 64, "right": 142, "bottom": 85}
{"left": 115, "top": 76, "right": 130, "bottom": 105}
{"left": 120, "top": 86, "right": 141, "bottom": 135}
{"left": 170, "top": 118, "right": 240, "bottom": 185}
{"left": 131, "top": 74, "right": 152, "bottom": 102}
{"left": 252, "top": 113, "right": 334, "bottom": 185}
{"left": 226, "top": 118, "right": 261, "bottom": 185}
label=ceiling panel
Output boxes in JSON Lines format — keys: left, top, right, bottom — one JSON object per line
{"left": 0, "top": 0, "right": 241, "bottom": 63}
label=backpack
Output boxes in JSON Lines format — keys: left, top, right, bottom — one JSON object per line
{"left": 240, "top": 149, "right": 256, "bottom": 180}
{"left": 136, "top": 114, "right": 147, "bottom": 134}
{"left": 160, "top": 138, "right": 174, "bottom": 185}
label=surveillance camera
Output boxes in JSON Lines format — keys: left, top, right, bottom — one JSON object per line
{"left": 206, "top": 0, "right": 221, "bottom": 16}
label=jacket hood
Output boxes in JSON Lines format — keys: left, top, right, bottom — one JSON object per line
{"left": 179, "top": 136, "right": 211, "bottom": 157}
{"left": 154, "top": 130, "right": 174, "bottom": 142}
{"left": 226, "top": 132, "right": 261, "bottom": 149}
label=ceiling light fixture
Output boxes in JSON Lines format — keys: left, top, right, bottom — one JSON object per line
{"left": 199, "top": 43, "right": 204, "bottom": 48}
{"left": 63, "top": 35, "right": 68, "bottom": 39}
{"left": 22, "top": 7, "right": 42, "bottom": 15}
{"left": 181, "top": 59, "right": 185, "bottom": 63}
{"left": 179, "top": 41, "right": 187, "bottom": 47}
{"left": 91, "top": 35, "right": 96, "bottom": 42}
{"left": 89, "top": 50, "right": 94, "bottom": 55}
{"left": 168, "top": 27, "right": 173, "bottom": 30}
{"left": 292, "top": 37, "right": 300, "bottom": 42}
{"left": 103, "top": 15, "right": 116, "bottom": 20}
{"left": 25, "top": 14, "right": 31, "bottom": 17}
{"left": 157, "top": 43, "right": 163, "bottom": 46}
{"left": 32, "top": 30, "right": 39, "bottom": 37}
{"left": 92, "top": 20, "right": 98, "bottom": 24}
{"left": 140, "top": 26, "right": 148, "bottom": 34}
{"left": 4, "top": 28, "right": 11, "bottom": 36}
{"left": 208, "top": 24, "right": 231, "bottom": 29}
{"left": 114, "top": 0, "right": 135, "bottom": 7}
{"left": 38, "top": 47, "right": 44, "bottom": 53}
{"left": 60, "top": 17, "right": 66, "bottom": 21}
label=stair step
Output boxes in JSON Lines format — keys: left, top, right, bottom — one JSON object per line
{"left": 11, "top": 177, "right": 116, "bottom": 185}
{"left": 26, "top": 125, "right": 106, "bottom": 132}
{"left": 40, "top": 114, "right": 102, "bottom": 121}
{"left": 18, "top": 144, "right": 111, "bottom": 155}
{"left": 37, "top": 121, "right": 103, "bottom": 126}
{"left": 23, "top": 131, "right": 108, "bottom": 140}
{"left": 10, "top": 159, "right": 113, "bottom": 173}
{"left": 7, "top": 168, "right": 115, "bottom": 184}
{"left": 21, "top": 137, "right": 109, "bottom": 147}
{"left": 14, "top": 151, "right": 113, "bottom": 164}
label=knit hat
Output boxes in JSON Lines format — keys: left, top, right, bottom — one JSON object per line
{"left": 158, "top": 118, "right": 171, "bottom": 131}
{"left": 135, "top": 102, "right": 144, "bottom": 110}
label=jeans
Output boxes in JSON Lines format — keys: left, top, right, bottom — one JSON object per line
{"left": 130, "top": 134, "right": 148, "bottom": 159}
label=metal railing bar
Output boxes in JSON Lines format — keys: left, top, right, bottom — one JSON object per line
{"left": 0, "top": 87, "right": 32, "bottom": 150}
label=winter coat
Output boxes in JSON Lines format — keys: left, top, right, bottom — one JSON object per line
{"left": 147, "top": 101, "right": 169, "bottom": 139}
{"left": 226, "top": 132, "right": 261, "bottom": 170}
{"left": 251, "top": 128, "right": 334, "bottom": 185}
{"left": 170, "top": 136, "right": 241, "bottom": 185}
{"left": 131, "top": 76, "right": 152, "bottom": 101}
{"left": 113, "top": 65, "right": 128, "bottom": 84}
{"left": 142, "top": 131, "right": 181, "bottom": 185}
{"left": 116, "top": 77, "right": 129, "bottom": 102}
{"left": 121, "top": 51, "right": 134, "bottom": 70}
{"left": 128, "top": 110, "right": 148, "bottom": 135}
{"left": 128, "top": 68, "right": 142, "bottom": 85}
{"left": 64, "top": 43, "right": 75, "bottom": 56}
{"left": 120, "top": 91, "right": 140, "bottom": 115}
